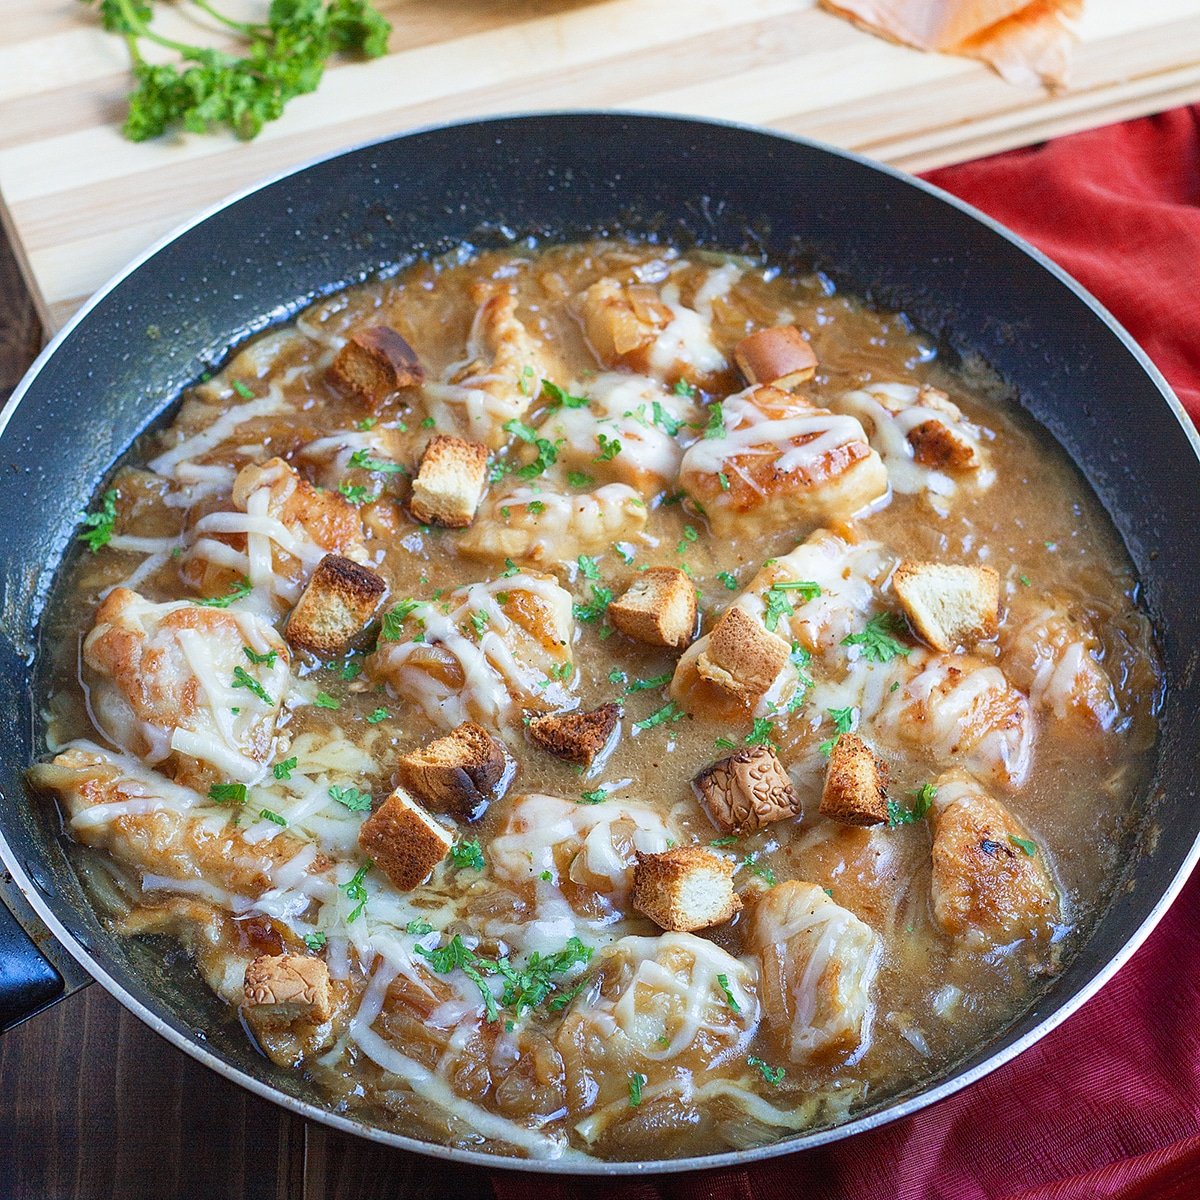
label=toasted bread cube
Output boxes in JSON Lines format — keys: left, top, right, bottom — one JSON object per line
{"left": 395, "top": 722, "right": 509, "bottom": 820}
{"left": 694, "top": 743, "right": 801, "bottom": 834}
{"left": 908, "top": 419, "right": 979, "bottom": 470}
{"left": 357, "top": 787, "right": 454, "bottom": 890}
{"left": 607, "top": 566, "right": 697, "bottom": 649}
{"left": 243, "top": 954, "right": 332, "bottom": 1023}
{"left": 285, "top": 553, "right": 387, "bottom": 657}
{"left": 696, "top": 605, "right": 791, "bottom": 697}
{"left": 330, "top": 326, "right": 424, "bottom": 410}
{"left": 410, "top": 434, "right": 489, "bottom": 528}
{"left": 820, "top": 733, "right": 888, "bottom": 826}
{"left": 527, "top": 702, "right": 621, "bottom": 766}
{"left": 632, "top": 846, "right": 741, "bottom": 932}
{"left": 734, "top": 325, "right": 818, "bottom": 389}
{"left": 892, "top": 560, "right": 999, "bottom": 653}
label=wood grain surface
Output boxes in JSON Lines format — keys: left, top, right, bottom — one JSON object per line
{"left": 1, "top": 0, "right": 1199, "bottom": 331}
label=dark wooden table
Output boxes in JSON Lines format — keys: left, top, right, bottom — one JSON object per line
{"left": 0, "top": 229, "right": 497, "bottom": 1200}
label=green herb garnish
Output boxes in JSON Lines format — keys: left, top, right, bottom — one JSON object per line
{"left": 194, "top": 576, "right": 252, "bottom": 608}
{"left": 242, "top": 646, "right": 278, "bottom": 667}
{"left": 231, "top": 665, "right": 273, "bottom": 705}
{"left": 340, "top": 861, "right": 371, "bottom": 923}
{"left": 208, "top": 782, "right": 246, "bottom": 806}
{"left": 747, "top": 1056, "right": 785, "bottom": 1085}
{"left": 78, "top": 489, "right": 120, "bottom": 552}
{"left": 273, "top": 757, "right": 298, "bottom": 781}
{"left": 716, "top": 972, "right": 742, "bottom": 1014}
{"left": 841, "top": 611, "right": 910, "bottom": 663}
{"left": 450, "top": 838, "right": 485, "bottom": 870}
{"left": 329, "top": 785, "right": 371, "bottom": 812}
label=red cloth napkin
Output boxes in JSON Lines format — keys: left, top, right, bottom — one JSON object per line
{"left": 491, "top": 106, "right": 1200, "bottom": 1200}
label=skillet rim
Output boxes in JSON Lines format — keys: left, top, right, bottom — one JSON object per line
{"left": 1, "top": 108, "right": 1198, "bottom": 1175}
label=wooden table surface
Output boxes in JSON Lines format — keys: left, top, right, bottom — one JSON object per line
{"left": 0, "top": 225, "right": 496, "bottom": 1200}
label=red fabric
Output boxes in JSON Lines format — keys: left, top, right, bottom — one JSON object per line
{"left": 490, "top": 107, "right": 1200, "bottom": 1200}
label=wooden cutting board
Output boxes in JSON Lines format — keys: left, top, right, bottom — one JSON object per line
{"left": 2, "top": 0, "right": 1198, "bottom": 332}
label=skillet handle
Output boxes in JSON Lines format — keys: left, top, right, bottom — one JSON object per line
{"left": 0, "top": 887, "right": 67, "bottom": 1032}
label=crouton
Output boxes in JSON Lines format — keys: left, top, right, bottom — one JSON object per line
{"left": 908, "top": 419, "right": 979, "bottom": 470}
{"left": 631, "top": 846, "right": 741, "bottom": 932}
{"left": 243, "top": 953, "right": 332, "bottom": 1023}
{"left": 284, "top": 553, "right": 387, "bottom": 657}
{"left": 409, "top": 434, "right": 489, "bottom": 528}
{"left": 608, "top": 566, "right": 697, "bottom": 649}
{"left": 395, "top": 722, "right": 509, "bottom": 820}
{"left": 734, "top": 325, "right": 818, "bottom": 390}
{"left": 693, "top": 744, "right": 802, "bottom": 834}
{"left": 329, "top": 326, "right": 425, "bottom": 409}
{"left": 892, "top": 560, "right": 1000, "bottom": 653}
{"left": 695, "top": 605, "right": 791, "bottom": 697}
{"left": 357, "top": 787, "right": 454, "bottom": 890}
{"left": 820, "top": 733, "right": 888, "bottom": 826}
{"left": 526, "top": 702, "right": 621, "bottom": 766}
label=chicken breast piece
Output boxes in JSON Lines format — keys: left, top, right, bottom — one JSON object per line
{"left": 367, "top": 572, "right": 575, "bottom": 730}
{"left": 82, "top": 588, "right": 291, "bottom": 787}
{"left": 747, "top": 880, "right": 880, "bottom": 1065}
{"left": 459, "top": 483, "right": 647, "bottom": 567}
{"left": 424, "top": 281, "right": 554, "bottom": 448}
{"left": 1002, "top": 602, "right": 1120, "bottom": 732}
{"left": 555, "top": 932, "right": 758, "bottom": 1142}
{"left": 28, "top": 742, "right": 325, "bottom": 899}
{"left": 184, "top": 457, "right": 369, "bottom": 610}
{"left": 488, "top": 793, "right": 675, "bottom": 922}
{"left": 679, "top": 385, "right": 888, "bottom": 538}
{"left": 865, "top": 649, "right": 1036, "bottom": 790}
{"left": 929, "top": 771, "right": 1059, "bottom": 948}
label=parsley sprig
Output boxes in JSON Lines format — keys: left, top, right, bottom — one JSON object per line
{"left": 78, "top": 489, "right": 120, "bottom": 552}
{"left": 841, "top": 611, "right": 910, "bottom": 663}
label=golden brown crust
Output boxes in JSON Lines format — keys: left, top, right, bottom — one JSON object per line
{"left": 357, "top": 788, "right": 454, "bottom": 891}
{"left": 243, "top": 953, "right": 332, "bottom": 1022}
{"left": 395, "top": 722, "right": 509, "bottom": 820}
{"left": 734, "top": 325, "right": 818, "bottom": 389}
{"left": 696, "top": 605, "right": 791, "bottom": 697}
{"left": 631, "top": 846, "right": 741, "bottom": 932}
{"left": 410, "top": 434, "right": 490, "bottom": 528}
{"left": 329, "top": 326, "right": 425, "bottom": 410}
{"left": 693, "top": 744, "right": 802, "bottom": 834}
{"left": 576, "top": 278, "right": 673, "bottom": 369}
{"left": 285, "top": 553, "right": 387, "bottom": 657}
{"left": 608, "top": 566, "right": 697, "bottom": 649}
{"left": 892, "top": 560, "right": 1000, "bottom": 653}
{"left": 526, "top": 702, "right": 621, "bottom": 766}
{"left": 908, "top": 419, "right": 980, "bottom": 470}
{"left": 820, "top": 733, "right": 889, "bottom": 826}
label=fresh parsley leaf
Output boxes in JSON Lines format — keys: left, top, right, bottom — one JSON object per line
{"left": 273, "top": 757, "right": 298, "bottom": 780}
{"left": 527, "top": 500, "right": 546, "bottom": 515}
{"left": 329, "top": 785, "right": 371, "bottom": 812}
{"left": 613, "top": 542, "right": 635, "bottom": 565}
{"left": 717, "top": 571, "right": 739, "bottom": 591}
{"left": 450, "top": 838, "right": 485, "bottom": 870}
{"left": 1010, "top": 834, "right": 1037, "bottom": 856}
{"left": 703, "top": 401, "right": 725, "bottom": 439}
{"left": 652, "top": 401, "right": 684, "bottom": 436}
{"left": 594, "top": 433, "right": 622, "bottom": 462}
{"left": 231, "top": 665, "right": 273, "bottom": 705}
{"left": 716, "top": 972, "right": 742, "bottom": 1013}
{"left": 194, "top": 576, "right": 252, "bottom": 608}
{"left": 625, "top": 673, "right": 671, "bottom": 693}
{"left": 381, "top": 598, "right": 421, "bottom": 641}
{"left": 541, "top": 379, "right": 590, "bottom": 409}
{"left": 718, "top": 471, "right": 731, "bottom": 491}
{"left": 710, "top": 835, "right": 739, "bottom": 847}
{"left": 888, "top": 783, "right": 937, "bottom": 828}
{"left": 496, "top": 937, "right": 592, "bottom": 1016}
{"left": 338, "top": 481, "right": 370, "bottom": 505}
{"left": 303, "top": 931, "right": 327, "bottom": 951}
{"left": 573, "top": 583, "right": 613, "bottom": 623}
{"left": 421, "top": 416, "right": 436, "bottom": 429}
{"left": 340, "top": 861, "right": 371, "bottom": 923}
{"left": 841, "top": 611, "right": 910, "bottom": 663}
{"left": 355, "top": 416, "right": 377, "bottom": 431}
{"left": 208, "top": 782, "right": 246, "bottom": 806}
{"left": 714, "top": 736, "right": 738, "bottom": 750}
{"left": 314, "top": 692, "right": 340, "bottom": 710}
{"left": 745, "top": 718, "right": 775, "bottom": 746}
{"left": 415, "top": 934, "right": 498, "bottom": 1021}
{"left": 242, "top": 646, "right": 278, "bottom": 667}
{"left": 633, "top": 702, "right": 685, "bottom": 733}
{"left": 365, "top": 707, "right": 389, "bottom": 724}
{"left": 1019, "top": 573, "right": 1032, "bottom": 587}
{"left": 469, "top": 609, "right": 489, "bottom": 637}
{"left": 741, "top": 854, "right": 777, "bottom": 885}
{"left": 829, "top": 706, "right": 856, "bottom": 734}
{"left": 567, "top": 471, "right": 594, "bottom": 488}
{"left": 349, "top": 448, "right": 406, "bottom": 475}
{"left": 673, "top": 378, "right": 696, "bottom": 398}
{"left": 578, "top": 788, "right": 607, "bottom": 804}
{"left": 259, "top": 808, "right": 287, "bottom": 827}
{"left": 628, "top": 1072, "right": 646, "bottom": 1107}
{"left": 406, "top": 918, "right": 433, "bottom": 936}
{"left": 747, "top": 1056, "right": 785, "bottom": 1085}
{"left": 232, "top": 380, "right": 254, "bottom": 400}
{"left": 577, "top": 554, "right": 601, "bottom": 580}
{"left": 78, "top": 488, "right": 120, "bottom": 552}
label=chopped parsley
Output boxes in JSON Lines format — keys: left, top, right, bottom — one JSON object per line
{"left": 718, "top": 471, "right": 731, "bottom": 491}
{"left": 340, "top": 862, "right": 371, "bottom": 923}
{"left": 527, "top": 500, "right": 546, "bottom": 515}
{"left": 541, "top": 379, "right": 590, "bottom": 409}
{"left": 626, "top": 673, "right": 672, "bottom": 693}
{"left": 613, "top": 542, "right": 635, "bottom": 565}
{"left": 348, "top": 448, "right": 406, "bottom": 475}
{"left": 259, "top": 808, "right": 287, "bottom": 827}
{"left": 208, "top": 782, "right": 246, "bottom": 806}
{"left": 539, "top": 869, "right": 553, "bottom": 881}
{"left": 231, "top": 665, "right": 273, "bottom": 705}
{"left": 763, "top": 580, "right": 821, "bottom": 633}
{"left": 303, "top": 932, "right": 327, "bottom": 951}
{"left": 716, "top": 972, "right": 742, "bottom": 1014}
{"left": 78, "top": 489, "right": 120, "bottom": 552}
{"left": 579, "top": 788, "right": 607, "bottom": 804}
{"left": 710, "top": 835, "right": 739, "bottom": 847}
{"left": 1019, "top": 573, "right": 1032, "bottom": 587}
{"left": 633, "top": 702, "right": 685, "bottom": 733}
{"left": 741, "top": 854, "right": 777, "bottom": 885}
{"left": 819, "top": 705, "right": 857, "bottom": 756}
{"left": 717, "top": 571, "right": 739, "bottom": 591}
{"left": 628, "top": 1072, "right": 646, "bottom": 1107}
{"left": 714, "top": 736, "right": 738, "bottom": 751}
{"left": 421, "top": 416, "right": 436, "bottom": 429}
{"left": 329, "top": 785, "right": 371, "bottom": 812}
{"left": 841, "top": 611, "right": 910, "bottom": 663}
{"left": 609, "top": 668, "right": 627, "bottom": 685}
{"left": 406, "top": 918, "right": 433, "bottom": 936}
{"left": 702, "top": 401, "right": 725, "bottom": 439}
{"left": 1009, "top": 834, "right": 1037, "bottom": 856}
{"left": 888, "top": 782, "right": 937, "bottom": 828}
{"left": 273, "top": 757, "right": 298, "bottom": 780}
{"left": 673, "top": 378, "right": 697, "bottom": 398}
{"left": 501, "top": 557, "right": 520, "bottom": 578}
{"left": 594, "top": 433, "right": 622, "bottom": 462}
{"left": 338, "top": 481, "right": 370, "bottom": 505}
{"left": 652, "top": 401, "right": 684, "bottom": 436}
{"left": 450, "top": 838, "right": 485, "bottom": 870}
{"left": 568, "top": 471, "right": 595, "bottom": 488}
{"left": 577, "top": 555, "right": 601, "bottom": 580}
{"left": 381, "top": 598, "right": 422, "bottom": 641}
{"left": 313, "top": 692, "right": 340, "bottom": 710}
{"left": 503, "top": 418, "right": 561, "bottom": 479}
{"left": 573, "top": 584, "right": 613, "bottom": 623}
{"left": 676, "top": 524, "right": 699, "bottom": 555}
{"left": 469, "top": 610, "right": 489, "bottom": 637}
{"left": 232, "top": 380, "right": 254, "bottom": 399}
{"left": 747, "top": 1056, "right": 785, "bottom": 1085}
{"left": 194, "top": 576, "right": 252, "bottom": 608}
{"left": 745, "top": 718, "right": 776, "bottom": 747}
{"left": 242, "top": 646, "right": 278, "bottom": 667}
{"left": 365, "top": 707, "right": 389, "bottom": 724}
{"left": 355, "top": 416, "right": 377, "bottom": 431}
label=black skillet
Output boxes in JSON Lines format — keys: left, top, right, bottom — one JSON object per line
{"left": 1, "top": 112, "right": 1198, "bottom": 1173}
